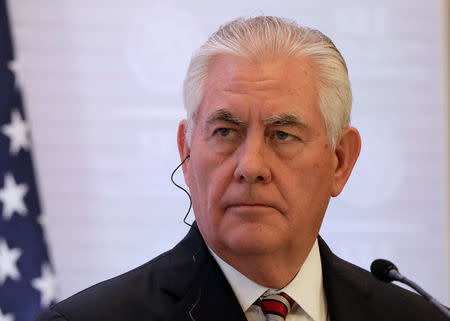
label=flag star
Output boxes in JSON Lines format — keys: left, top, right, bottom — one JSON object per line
{"left": 32, "top": 263, "right": 58, "bottom": 308}
{"left": 0, "top": 308, "right": 14, "bottom": 321}
{"left": 37, "top": 211, "right": 47, "bottom": 228}
{"left": 37, "top": 212, "right": 50, "bottom": 244}
{"left": 8, "top": 60, "right": 24, "bottom": 87}
{"left": 1, "top": 109, "right": 30, "bottom": 155}
{"left": 0, "top": 239, "right": 22, "bottom": 285}
{"left": 0, "top": 173, "right": 29, "bottom": 220}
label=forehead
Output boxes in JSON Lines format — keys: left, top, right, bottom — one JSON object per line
{"left": 198, "top": 54, "right": 321, "bottom": 121}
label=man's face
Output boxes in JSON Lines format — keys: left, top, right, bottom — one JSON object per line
{"left": 179, "top": 54, "right": 347, "bottom": 260}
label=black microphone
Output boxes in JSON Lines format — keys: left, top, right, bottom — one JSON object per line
{"left": 370, "top": 259, "right": 450, "bottom": 319}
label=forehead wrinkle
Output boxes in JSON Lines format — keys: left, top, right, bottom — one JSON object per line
{"left": 263, "top": 113, "right": 309, "bottom": 130}
{"left": 223, "top": 78, "right": 284, "bottom": 95}
{"left": 205, "top": 108, "right": 247, "bottom": 126}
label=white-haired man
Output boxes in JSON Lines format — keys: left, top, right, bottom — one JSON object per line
{"left": 37, "top": 16, "right": 446, "bottom": 321}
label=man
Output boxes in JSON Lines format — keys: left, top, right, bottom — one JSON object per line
{"left": 37, "top": 16, "right": 446, "bottom": 321}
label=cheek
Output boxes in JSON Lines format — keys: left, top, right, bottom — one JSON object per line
{"left": 282, "top": 155, "right": 335, "bottom": 204}
{"left": 283, "top": 163, "right": 332, "bottom": 226}
{"left": 309, "top": 161, "right": 335, "bottom": 195}
{"left": 188, "top": 147, "right": 234, "bottom": 204}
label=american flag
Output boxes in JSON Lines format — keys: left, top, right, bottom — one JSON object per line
{"left": 0, "top": 1, "right": 57, "bottom": 320}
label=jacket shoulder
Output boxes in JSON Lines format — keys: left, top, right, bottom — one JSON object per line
{"left": 320, "top": 238, "right": 447, "bottom": 321}
{"left": 37, "top": 250, "right": 176, "bottom": 321}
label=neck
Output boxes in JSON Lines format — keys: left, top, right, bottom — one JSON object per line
{"left": 210, "top": 239, "right": 316, "bottom": 289}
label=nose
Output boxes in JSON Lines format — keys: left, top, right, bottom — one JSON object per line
{"left": 233, "top": 134, "right": 271, "bottom": 184}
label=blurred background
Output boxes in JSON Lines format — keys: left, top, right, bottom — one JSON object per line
{"left": 1, "top": 0, "right": 449, "bottom": 317}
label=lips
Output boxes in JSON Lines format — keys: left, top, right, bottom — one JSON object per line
{"left": 224, "top": 201, "right": 280, "bottom": 211}
{"left": 222, "top": 192, "right": 284, "bottom": 213}
{"left": 227, "top": 203, "right": 272, "bottom": 208}
{"left": 224, "top": 204, "right": 281, "bottom": 219}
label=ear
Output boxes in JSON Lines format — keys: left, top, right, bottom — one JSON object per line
{"left": 331, "top": 126, "right": 361, "bottom": 197}
{"left": 177, "top": 120, "right": 192, "bottom": 186}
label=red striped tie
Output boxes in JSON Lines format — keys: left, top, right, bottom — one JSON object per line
{"left": 256, "top": 292, "right": 295, "bottom": 321}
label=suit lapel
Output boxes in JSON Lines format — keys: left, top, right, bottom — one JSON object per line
{"left": 165, "top": 224, "right": 247, "bottom": 321}
{"left": 184, "top": 253, "right": 248, "bottom": 321}
{"left": 318, "top": 237, "right": 385, "bottom": 321}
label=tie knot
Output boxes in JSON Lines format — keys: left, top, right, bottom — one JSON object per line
{"left": 257, "top": 292, "right": 295, "bottom": 321}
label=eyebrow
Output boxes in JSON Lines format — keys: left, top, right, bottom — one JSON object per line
{"left": 263, "top": 113, "right": 309, "bottom": 130}
{"left": 205, "top": 109, "right": 309, "bottom": 130}
{"left": 206, "top": 108, "right": 247, "bottom": 126}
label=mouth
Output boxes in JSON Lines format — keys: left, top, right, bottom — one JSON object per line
{"left": 223, "top": 196, "right": 282, "bottom": 214}
{"left": 225, "top": 203, "right": 277, "bottom": 211}
{"left": 224, "top": 204, "right": 280, "bottom": 221}
{"left": 228, "top": 203, "right": 272, "bottom": 208}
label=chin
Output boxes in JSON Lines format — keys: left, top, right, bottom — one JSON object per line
{"left": 221, "top": 221, "right": 287, "bottom": 255}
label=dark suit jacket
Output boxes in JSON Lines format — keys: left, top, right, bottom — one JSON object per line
{"left": 36, "top": 224, "right": 446, "bottom": 321}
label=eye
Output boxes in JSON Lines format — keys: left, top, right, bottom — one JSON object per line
{"left": 274, "top": 130, "right": 293, "bottom": 141}
{"left": 216, "top": 128, "right": 231, "bottom": 137}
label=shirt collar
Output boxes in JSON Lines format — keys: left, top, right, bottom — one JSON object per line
{"left": 209, "top": 239, "right": 326, "bottom": 321}
{"left": 208, "top": 248, "right": 266, "bottom": 311}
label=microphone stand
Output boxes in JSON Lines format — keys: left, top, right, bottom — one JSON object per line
{"left": 387, "top": 269, "right": 450, "bottom": 320}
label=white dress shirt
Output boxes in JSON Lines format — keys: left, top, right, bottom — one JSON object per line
{"left": 209, "top": 240, "right": 329, "bottom": 321}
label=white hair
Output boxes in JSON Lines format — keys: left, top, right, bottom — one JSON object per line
{"left": 183, "top": 16, "right": 352, "bottom": 149}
